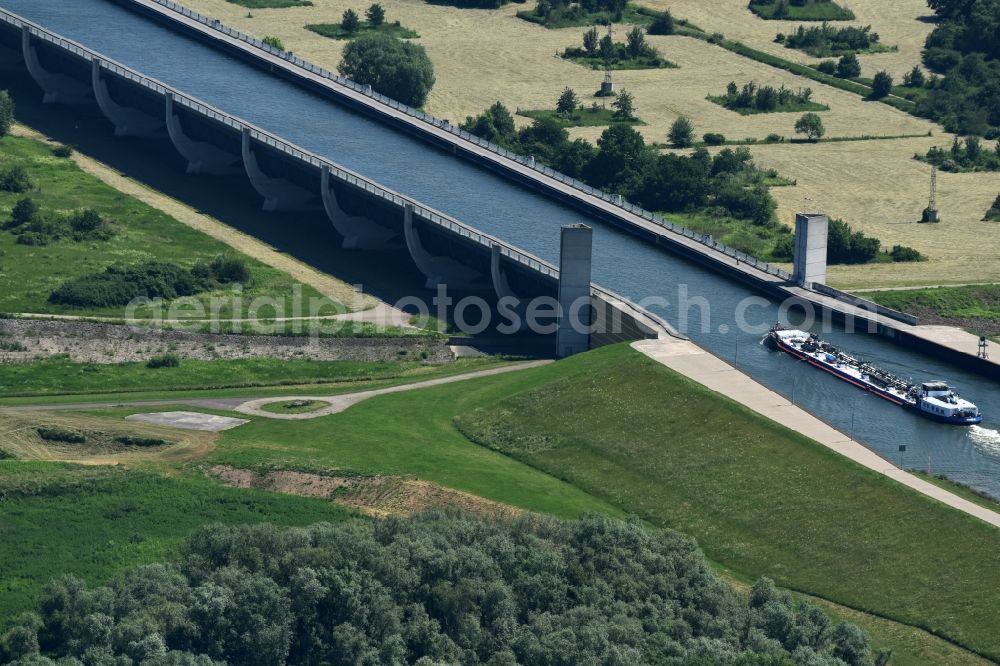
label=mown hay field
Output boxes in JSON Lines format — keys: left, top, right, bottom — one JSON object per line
{"left": 641, "top": 0, "right": 936, "bottom": 79}
{"left": 176, "top": 0, "right": 996, "bottom": 287}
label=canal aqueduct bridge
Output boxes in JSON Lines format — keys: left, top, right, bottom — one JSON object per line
{"left": 0, "top": 9, "right": 667, "bottom": 355}
{"left": 6, "top": 1, "right": 1000, "bottom": 375}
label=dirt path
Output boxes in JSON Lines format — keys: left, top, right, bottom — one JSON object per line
{"left": 12, "top": 124, "right": 384, "bottom": 313}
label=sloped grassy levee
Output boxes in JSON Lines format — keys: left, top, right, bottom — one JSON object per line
{"left": 453, "top": 345, "right": 1000, "bottom": 660}
{"left": 0, "top": 134, "right": 332, "bottom": 318}
{"left": 865, "top": 284, "right": 1000, "bottom": 336}
{"left": 0, "top": 462, "right": 354, "bottom": 630}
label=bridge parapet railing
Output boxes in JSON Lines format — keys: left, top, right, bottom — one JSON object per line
{"left": 136, "top": 0, "right": 792, "bottom": 283}
{"left": 811, "top": 283, "right": 918, "bottom": 326}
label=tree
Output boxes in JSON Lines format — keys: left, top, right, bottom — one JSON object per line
{"left": 583, "top": 27, "right": 599, "bottom": 55}
{"left": 903, "top": 65, "right": 925, "bottom": 87}
{"left": 794, "top": 112, "right": 825, "bottom": 141}
{"left": 668, "top": 116, "right": 694, "bottom": 148}
{"left": 366, "top": 3, "right": 385, "bottom": 26}
{"left": 599, "top": 34, "right": 615, "bottom": 61}
{"left": 612, "top": 89, "right": 634, "bottom": 120}
{"left": 339, "top": 33, "right": 435, "bottom": 107}
{"left": 836, "top": 53, "right": 861, "bottom": 78}
{"left": 648, "top": 10, "right": 675, "bottom": 35}
{"left": 556, "top": 87, "right": 579, "bottom": 116}
{"left": 626, "top": 26, "right": 646, "bottom": 58}
{"left": 0, "top": 90, "right": 13, "bottom": 137}
{"left": 342, "top": 8, "right": 361, "bottom": 34}
{"left": 870, "top": 70, "right": 893, "bottom": 98}
{"left": 10, "top": 198, "right": 39, "bottom": 226}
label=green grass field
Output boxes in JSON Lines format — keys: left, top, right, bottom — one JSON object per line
{"left": 451, "top": 345, "right": 1000, "bottom": 661}
{"left": 517, "top": 107, "right": 644, "bottom": 128}
{"left": 748, "top": 0, "right": 855, "bottom": 21}
{"left": 865, "top": 284, "right": 1000, "bottom": 335}
{"left": 0, "top": 134, "right": 334, "bottom": 318}
{"left": 305, "top": 21, "right": 419, "bottom": 40}
{"left": 0, "top": 462, "right": 353, "bottom": 628}
{"left": 0, "top": 356, "right": 499, "bottom": 398}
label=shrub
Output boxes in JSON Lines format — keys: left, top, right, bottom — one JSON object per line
{"left": 890, "top": 245, "right": 924, "bottom": 262}
{"left": 0, "top": 90, "right": 13, "bottom": 137}
{"left": 339, "top": 32, "right": 435, "bottom": 107}
{"left": 836, "top": 53, "right": 861, "bottom": 78}
{"left": 0, "top": 165, "right": 32, "bottom": 193}
{"left": 702, "top": 132, "right": 726, "bottom": 145}
{"left": 9, "top": 197, "right": 39, "bottom": 227}
{"left": 870, "top": 70, "right": 893, "bottom": 99}
{"left": 765, "top": 133, "right": 784, "bottom": 143}
{"left": 669, "top": 116, "right": 695, "bottom": 148}
{"left": 197, "top": 254, "right": 251, "bottom": 284}
{"left": 49, "top": 262, "right": 199, "bottom": 308}
{"left": 816, "top": 60, "right": 837, "bottom": 74}
{"left": 261, "top": 36, "right": 285, "bottom": 50}
{"left": 51, "top": 144, "right": 74, "bottom": 158}
{"left": 146, "top": 353, "right": 180, "bottom": 369}
{"left": 647, "top": 10, "right": 675, "bottom": 35}
{"left": 114, "top": 435, "right": 168, "bottom": 447}
{"left": 36, "top": 427, "right": 86, "bottom": 443}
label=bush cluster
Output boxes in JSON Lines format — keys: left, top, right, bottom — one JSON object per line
{"left": 0, "top": 90, "right": 13, "bottom": 138}
{"left": 35, "top": 427, "right": 86, "bottom": 444}
{"left": 114, "top": 435, "right": 169, "bottom": 447}
{"left": 920, "top": 136, "right": 1000, "bottom": 172}
{"left": 563, "top": 26, "right": 668, "bottom": 67}
{"left": 783, "top": 23, "right": 881, "bottom": 57}
{"left": 48, "top": 256, "right": 250, "bottom": 308}
{"left": 0, "top": 165, "right": 32, "bottom": 193}
{"left": 146, "top": 353, "right": 180, "bottom": 369}
{"left": 524, "top": 0, "right": 626, "bottom": 25}
{"left": 716, "top": 80, "right": 816, "bottom": 112}
{"left": 0, "top": 513, "right": 878, "bottom": 665}
{"left": 5, "top": 198, "right": 114, "bottom": 246}
{"left": 773, "top": 217, "right": 922, "bottom": 264}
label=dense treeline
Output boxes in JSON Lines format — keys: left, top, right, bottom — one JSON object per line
{"left": 0, "top": 513, "right": 879, "bottom": 665}
{"left": 915, "top": 0, "right": 1000, "bottom": 136}
{"left": 461, "top": 103, "right": 778, "bottom": 224}
{"left": 48, "top": 256, "right": 250, "bottom": 308}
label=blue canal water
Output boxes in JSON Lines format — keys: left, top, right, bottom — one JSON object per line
{"left": 5, "top": 0, "right": 1000, "bottom": 497}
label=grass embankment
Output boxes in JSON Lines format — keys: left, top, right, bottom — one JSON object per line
{"left": 0, "top": 134, "right": 334, "bottom": 319}
{"left": 748, "top": 0, "right": 855, "bottom": 21}
{"left": 0, "top": 357, "right": 499, "bottom": 399}
{"left": 517, "top": 107, "right": 643, "bottom": 128}
{"left": 0, "top": 462, "right": 353, "bottom": 628}
{"left": 909, "top": 470, "right": 1000, "bottom": 513}
{"left": 865, "top": 284, "right": 1000, "bottom": 335}
{"left": 451, "top": 345, "right": 1000, "bottom": 661}
{"left": 305, "top": 22, "right": 419, "bottom": 40}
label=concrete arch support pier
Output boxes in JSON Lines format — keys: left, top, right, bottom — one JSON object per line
{"left": 321, "top": 166, "right": 397, "bottom": 249}
{"left": 92, "top": 61, "right": 163, "bottom": 137}
{"left": 241, "top": 127, "right": 316, "bottom": 211}
{"left": 21, "top": 27, "right": 90, "bottom": 104}
{"left": 404, "top": 204, "right": 480, "bottom": 290}
{"left": 491, "top": 244, "right": 528, "bottom": 330}
{"left": 165, "top": 93, "right": 240, "bottom": 175}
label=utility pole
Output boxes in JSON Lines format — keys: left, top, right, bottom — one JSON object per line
{"left": 979, "top": 335, "right": 989, "bottom": 360}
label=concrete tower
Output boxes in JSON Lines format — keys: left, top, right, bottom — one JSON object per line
{"left": 556, "top": 224, "right": 593, "bottom": 358}
{"left": 793, "top": 212, "right": 829, "bottom": 288}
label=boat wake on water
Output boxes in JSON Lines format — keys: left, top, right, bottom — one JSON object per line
{"left": 969, "top": 426, "right": 1000, "bottom": 457}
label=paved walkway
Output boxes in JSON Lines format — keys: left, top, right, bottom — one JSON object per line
{"left": 233, "top": 360, "right": 551, "bottom": 419}
{"left": 632, "top": 338, "right": 1000, "bottom": 529}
